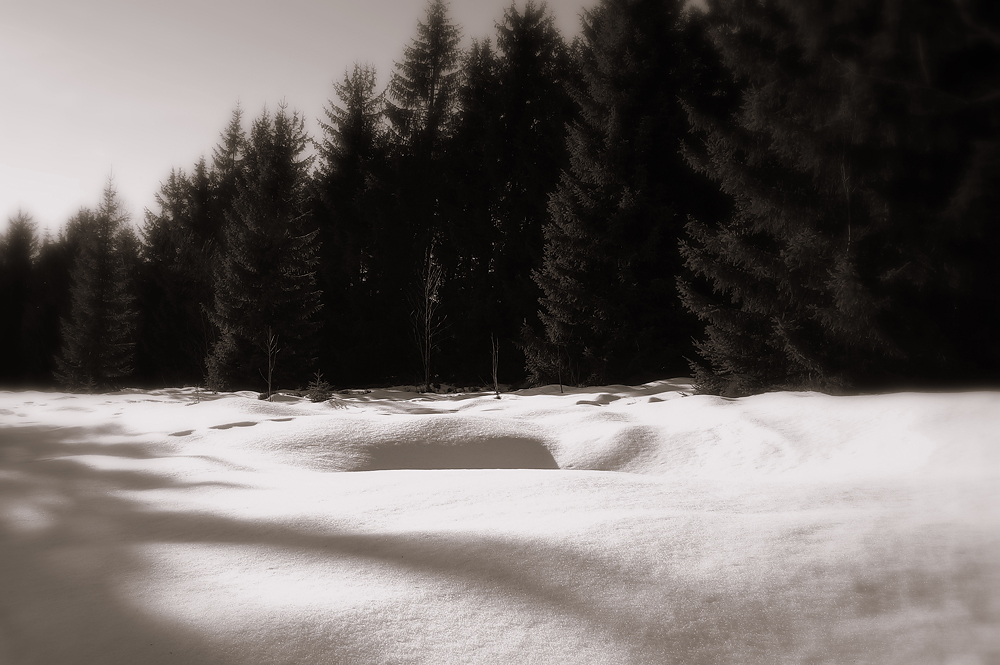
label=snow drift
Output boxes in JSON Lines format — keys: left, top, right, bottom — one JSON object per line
{"left": 1, "top": 380, "right": 998, "bottom": 664}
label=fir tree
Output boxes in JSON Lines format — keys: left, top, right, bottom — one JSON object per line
{"left": 383, "top": 0, "right": 463, "bottom": 383}
{"left": 56, "top": 179, "right": 138, "bottom": 390}
{"left": 138, "top": 166, "right": 217, "bottom": 385}
{"left": 386, "top": 0, "right": 462, "bottom": 153}
{"left": 446, "top": 38, "right": 501, "bottom": 282}
{"left": 0, "top": 211, "right": 37, "bottom": 385}
{"left": 435, "top": 38, "right": 504, "bottom": 382}
{"left": 209, "top": 105, "right": 248, "bottom": 254}
{"left": 314, "top": 64, "right": 387, "bottom": 294}
{"left": 312, "top": 64, "right": 391, "bottom": 384}
{"left": 22, "top": 229, "right": 77, "bottom": 384}
{"left": 434, "top": 4, "right": 578, "bottom": 385}
{"left": 528, "top": 0, "right": 712, "bottom": 385}
{"left": 487, "top": 2, "right": 577, "bottom": 383}
{"left": 207, "top": 104, "right": 322, "bottom": 391}
{"left": 679, "top": 0, "right": 1000, "bottom": 394}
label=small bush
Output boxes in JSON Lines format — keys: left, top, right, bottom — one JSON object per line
{"left": 306, "top": 371, "right": 334, "bottom": 403}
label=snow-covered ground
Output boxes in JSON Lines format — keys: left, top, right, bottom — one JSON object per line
{"left": 1, "top": 380, "right": 998, "bottom": 664}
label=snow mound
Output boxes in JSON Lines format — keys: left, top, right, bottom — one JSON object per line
{"left": 2, "top": 382, "right": 999, "bottom": 665}
{"left": 5, "top": 383, "right": 997, "bottom": 481}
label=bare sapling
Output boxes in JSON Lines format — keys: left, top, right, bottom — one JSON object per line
{"left": 259, "top": 327, "right": 280, "bottom": 401}
{"left": 557, "top": 344, "right": 563, "bottom": 394}
{"left": 410, "top": 248, "right": 447, "bottom": 392}
{"left": 491, "top": 334, "right": 501, "bottom": 399}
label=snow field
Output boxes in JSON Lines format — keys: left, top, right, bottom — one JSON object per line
{"left": 1, "top": 381, "right": 999, "bottom": 664}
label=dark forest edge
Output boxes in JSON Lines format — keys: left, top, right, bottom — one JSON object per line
{"left": 1, "top": 0, "right": 998, "bottom": 397}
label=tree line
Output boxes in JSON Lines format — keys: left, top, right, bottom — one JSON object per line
{"left": 1, "top": 0, "right": 997, "bottom": 396}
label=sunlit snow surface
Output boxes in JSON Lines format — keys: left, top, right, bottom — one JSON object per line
{"left": 1, "top": 380, "right": 998, "bottom": 664}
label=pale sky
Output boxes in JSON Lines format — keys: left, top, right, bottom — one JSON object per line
{"left": 0, "top": 0, "right": 594, "bottom": 236}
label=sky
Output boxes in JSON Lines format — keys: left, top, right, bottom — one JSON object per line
{"left": 0, "top": 0, "right": 594, "bottom": 237}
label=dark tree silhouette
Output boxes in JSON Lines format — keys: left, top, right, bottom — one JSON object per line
{"left": 138, "top": 165, "right": 217, "bottom": 386}
{"left": 0, "top": 211, "right": 37, "bottom": 385}
{"left": 312, "top": 64, "right": 391, "bottom": 385}
{"left": 207, "top": 104, "right": 321, "bottom": 391}
{"left": 528, "top": 0, "right": 713, "bottom": 385}
{"left": 679, "top": 0, "right": 1000, "bottom": 394}
{"left": 56, "top": 179, "right": 138, "bottom": 390}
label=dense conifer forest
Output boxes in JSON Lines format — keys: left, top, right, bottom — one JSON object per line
{"left": 2, "top": 0, "right": 998, "bottom": 395}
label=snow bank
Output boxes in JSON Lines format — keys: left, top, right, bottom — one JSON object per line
{"left": 76, "top": 380, "right": 994, "bottom": 481}
{"left": 1, "top": 381, "right": 998, "bottom": 664}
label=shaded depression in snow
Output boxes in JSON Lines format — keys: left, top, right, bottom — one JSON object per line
{"left": 1, "top": 381, "right": 999, "bottom": 664}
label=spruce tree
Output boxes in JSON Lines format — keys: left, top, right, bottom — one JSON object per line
{"left": 138, "top": 165, "right": 217, "bottom": 386}
{"left": 679, "top": 0, "right": 1000, "bottom": 394}
{"left": 207, "top": 104, "right": 322, "bottom": 391}
{"left": 528, "top": 0, "right": 713, "bottom": 385}
{"left": 312, "top": 63, "right": 390, "bottom": 384}
{"left": 209, "top": 106, "right": 248, "bottom": 255}
{"left": 22, "top": 229, "right": 77, "bottom": 384}
{"left": 56, "top": 179, "right": 138, "bottom": 390}
{"left": 437, "top": 38, "right": 504, "bottom": 382}
{"left": 446, "top": 38, "right": 501, "bottom": 281}
{"left": 486, "top": 2, "right": 577, "bottom": 383}
{"left": 0, "top": 212, "right": 37, "bottom": 385}
{"left": 386, "top": 0, "right": 462, "bottom": 153}
{"left": 383, "top": 0, "right": 463, "bottom": 383}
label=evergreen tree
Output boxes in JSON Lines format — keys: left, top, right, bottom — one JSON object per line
{"left": 382, "top": 0, "right": 463, "bottom": 383}
{"left": 56, "top": 179, "right": 138, "bottom": 390}
{"left": 528, "top": 0, "right": 714, "bottom": 385}
{"left": 387, "top": 0, "right": 462, "bottom": 153}
{"left": 210, "top": 105, "right": 248, "bottom": 254}
{"left": 436, "top": 38, "right": 505, "bottom": 382}
{"left": 207, "top": 104, "right": 322, "bottom": 391}
{"left": 0, "top": 212, "right": 37, "bottom": 385}
{"left": 484, "top": 1, "right": 578, "bottom": 383}
{"left": 446, "top": 38, "right": 501, "bottom": 281}
{"left": 312, "top": 64, "right": 392, "bottom": 384}
{"left": 679, "top": 0, "right": 1000, "bottom": 394}
{"left": 138, "top": 165, "right": 217, "bottom": 386}
{"left": 21, "top": 229, "right": 77, "bottom": 385}
{"left": 435, "top": 4, "right": 578, "bottom": 385}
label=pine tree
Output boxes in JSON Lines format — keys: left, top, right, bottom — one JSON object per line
{"left": 314, "top": 64, "right": 386, "bottom": 294}
{"left": 386, "top": 0, "right": 462, "bottom": 153}
{"left": 138, "top": 166, "right": 217, "bottom": 385}
{"left": 382, "top": 0, "right": 463, "bottom": 383}
{"left": 528, "top": 0, "right": 712, "bottom": 385}
{"left": 446, "top": 38, "right": 501, "bottom": 282}
{"left": 435, "top": 38, "right": 504, "bottom": 382}
{"left": 312, "top": 64, "right": 391, "bottom": 384}
{"left": 210, "top": 105, "right": 248, "bottom": 255}
{"left": 22, "top": 229, "right": 77, "bottom": 384}
{"left": 207, "top": 104, "right": 322, "bottom": 391}
{"left": 679, "top": 0, "right": 1000, "bottom": 394}
{"left": 485, "top": 2, "right": 577, "bottom": 383}
{"left": 0, "top": 211, "right": 37, "bottom": 385}
{"left": 56, "top": 179, "right": 138, "bottom": 390}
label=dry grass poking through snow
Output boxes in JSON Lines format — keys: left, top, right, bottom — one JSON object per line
{"left": 1, "top": 380, "right": 998, "bottom": 664}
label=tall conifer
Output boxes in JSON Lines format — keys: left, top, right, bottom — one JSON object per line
{"left": 382, "top": 0, "right": 463, "bottom": 383}
{"left": 0, "top": 212, "right": 37, "bottom": 384}
{"left": 56, "top": 179, "right": 138, "bottom": 390}
{"left": 313, "top": 64, "right": 390, "bottom": 384}
{"left": 139, "top": 166, "right": 217, "bottom": 385}
{"left": 387, "top": 0, "right": 462, "bottom": 153}
{"left": 679, "top": 0, "right": 1000, "bottom": 394}
{"left": 207, "top": 104, "right": 321, "bottom": 391}
{"left": 528, "top": 0, "right": 712, "bottom": 385}
{"left": 487, "top": 2, "right": 577, "bottom": 383}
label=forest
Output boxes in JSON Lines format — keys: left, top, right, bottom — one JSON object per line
{"left": 1, "top": 0, "right": 998, "bottom": 396}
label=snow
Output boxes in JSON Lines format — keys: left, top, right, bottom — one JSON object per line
{"left": 1, "top": 380, "right": 998, "bottom": 664}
